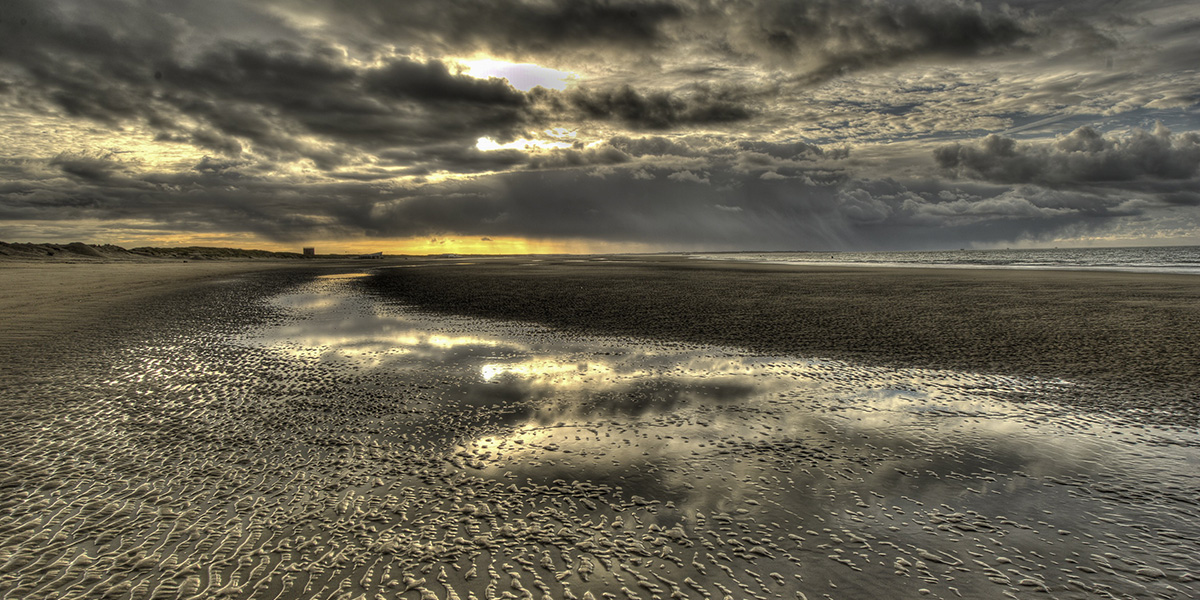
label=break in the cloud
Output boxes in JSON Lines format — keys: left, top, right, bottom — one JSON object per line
{"left": 0, "top": 0, "right": 1198, "bottom": 251}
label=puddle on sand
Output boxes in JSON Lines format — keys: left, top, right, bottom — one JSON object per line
{"left": 2, "top": 274, "right": 1198, "bottom": 600}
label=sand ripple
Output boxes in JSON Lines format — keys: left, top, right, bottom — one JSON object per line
{"left": 1, "top": 273, "right": 1197, "bottom": 600}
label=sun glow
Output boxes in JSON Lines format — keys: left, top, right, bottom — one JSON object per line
{"left": 382, "top": 236, "right": 650, "bottom": 255}
{"left": 458, "top": 58, "right": 578, "bottom": 91}
{"left": 0, "top": 224, "right": 658, "bottom": 256}
{"left": 475, "top": 135, "right": 575, "bottom": 152}
{"left": 480, "top": 360, "right": 612, "bottom": 383}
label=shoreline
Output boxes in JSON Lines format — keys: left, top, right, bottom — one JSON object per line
{"left": 0, "top": 260, "right": 364, "bottom": 386}
{"left": 4, "top": 256, "right": 1198, "bottom": 426}
{"left": 4, "top": 257, "right": 1199, "bottom": 599}
{"left": 685, "top": 245, "right": 1200, "bottom": 276}
{"left": 0, "top": 260, "right": 305, "bottom": 339}
{"left": 688, "top": 256, "right": 1200, "bottom": 276}
{"left": 364, "top": 255, "right": 1200, "bottom": 427}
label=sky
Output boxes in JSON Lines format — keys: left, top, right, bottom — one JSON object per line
{"left": 1, "top": 0, "right": 1199, "bottom": 254}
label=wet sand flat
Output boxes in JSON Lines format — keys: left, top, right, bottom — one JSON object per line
{"left": 0, "top": 261, "right": 301, "bottom": 350}
{"left": 0, "top": 261, "right": 367, "bottom": 386}
{"left": 1, "top": 261, "right": 1198, "bottom": 600}
{"left": 365, "top": 256, "right": 1200, "bottom": 427}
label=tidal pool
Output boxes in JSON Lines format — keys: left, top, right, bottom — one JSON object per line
{"left": 1, "top": 272, "right": 1197, "bottom": 600}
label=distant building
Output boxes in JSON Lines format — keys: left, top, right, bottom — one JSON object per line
{"left": 357, "top": 251, "right": 383, "bottom": 259}
{"left": 302, "top": 247, "right": 315, "bottom": 257}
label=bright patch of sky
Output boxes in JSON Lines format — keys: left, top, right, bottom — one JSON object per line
{"left": 458, "top": 59, "right": 578, "bottom": 91}
{"left": 476, "top": 131, "right": 577, "bottom": 152}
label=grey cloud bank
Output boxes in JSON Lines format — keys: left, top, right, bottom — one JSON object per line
{"left": 935, "top": 125, "right": 1200, "bottom": 185}
{"left": 0, "top": 0, "right": 1198, "bottom": 250}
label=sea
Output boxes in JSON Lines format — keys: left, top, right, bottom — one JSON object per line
{"left": 690, "top": 245, "right": 1200, "bottom": 274}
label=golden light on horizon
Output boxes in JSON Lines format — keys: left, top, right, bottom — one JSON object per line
{"left": 55, "top": 231, "right": 655, "bottom": 256}
{"left": 371, "top": 236, "right": 652, "bottom": 256}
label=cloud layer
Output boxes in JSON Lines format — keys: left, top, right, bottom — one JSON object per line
{"left": 0, "top": 0, "right": 1198, "bottom": 250}
{"left": 936, "top": 124, "right": 1200, "bottom": 185}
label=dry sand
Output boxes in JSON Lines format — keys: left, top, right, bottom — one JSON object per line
{"left": 365, "top": 255, "right": 1200, "bottom": 426}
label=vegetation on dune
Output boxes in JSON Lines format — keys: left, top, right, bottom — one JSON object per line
{"left": 0, "top": 241, "right": 313, "bottom": 260}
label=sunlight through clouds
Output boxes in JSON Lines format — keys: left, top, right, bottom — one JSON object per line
{"left": 475, "top": 135, "right": 576, "bottom": 152}
{"left": 458, "top": 58, "right": 578, "bottom": 91}
{"left": 1, "top": 0, "right": 1198, "bottom": 251}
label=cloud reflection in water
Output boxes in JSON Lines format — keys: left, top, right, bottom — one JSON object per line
{"left": 237, "top": 273, "right": 1200, "bottom": 600}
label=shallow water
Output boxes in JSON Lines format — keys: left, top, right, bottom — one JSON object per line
{"left": 1, "top": 272, "right": 1198, "bottom": 600}
{"left": 692, "top": 246, "right": 1200, "bottom": 275}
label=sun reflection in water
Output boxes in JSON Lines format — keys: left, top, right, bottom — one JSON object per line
{"left": 480, "top": 360, "right": 611, "bottom": 383}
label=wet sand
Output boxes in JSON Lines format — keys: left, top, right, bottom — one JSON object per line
{"left": 0, "top": 261, "right": 299, "bottom": 345}
{"left": 1, "top": 260, "right": 1198, "bottom": 600}
{"left": 365, "top": 256, "right": 1200, "bottom": 427}
{"left": 0, "top": 260, "right": 352, "bottom": 384}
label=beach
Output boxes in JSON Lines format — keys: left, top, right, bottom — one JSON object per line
{"left": 1, "top": 257, "right": 1198, "bottom": 600}
{"left": 0, "top": 261, "right": 324, "bottom": 384}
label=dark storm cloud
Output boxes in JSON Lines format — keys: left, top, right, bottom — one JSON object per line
{"left": 0, "top": 159, "right": 376, "bottom": 240}
{"left": 601, "top": 135, "right": 835, "bottom": 162}
{"left": 364, "top": 59, "right": 527, "bottom": 106}
{"left": 541, "top": 84, "right": 755, "bottom": 130}
{"left": 365, "top": 157, "right": 1186, "bottom": 249}
{"left": 0, "top": 0, "right": 760, "bottom": 175}
{"left": 841, "top": 179, "right": 1139, "bottom": 226}
{"left": 48, "top": 151, "right": 128, "bottom": 182}
{"left": 155, "top": 47, "right": 539, "bottom": 157}
{"left": 193, "top": 156, "right": 251, "bottom": 174}
{"left": 525, "top": 146, "right": 631, "bottom": 170}
{"left": 1160, "top": 191, "right": 1200, "bottom": 207}
{"left": 280, "top": 0, "right": 686, "bottom": 55}
{"left": 283, "top": 0, "right": 1061, "bottom": 81}
{"left": 360, "top": 169, "right": 852, "bottom": 246}
{"left": 724, "top": 0, "right": 1032, "bottom": 78}
{"left": 608, "top": 136, "right": 702, "bottom": 157}
{"left": 377, "top": 145, "right": 532, "bottom": 175}
{"left": 935, "top": 124, "right": 1200, "bottom": 185}
{"left": 357, "top": 167, "right": 1170, "bottom": 250}
{"left": 0, "top": 0, "right": 1118, "bottom": 155}
{"left": 0, "top": 2, "right": 527, "bottom": 166}
{"left": 378, "top": 133, "right": 834, "bottom": 175}
{"left": 734, "top": 140, "right": 831, "bottom": 160}
{"left": 1, "top": 143, "right": 1192, "bottom": 250}
{"left": 0, "top": 0, "right": 174, "bottom": 123}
